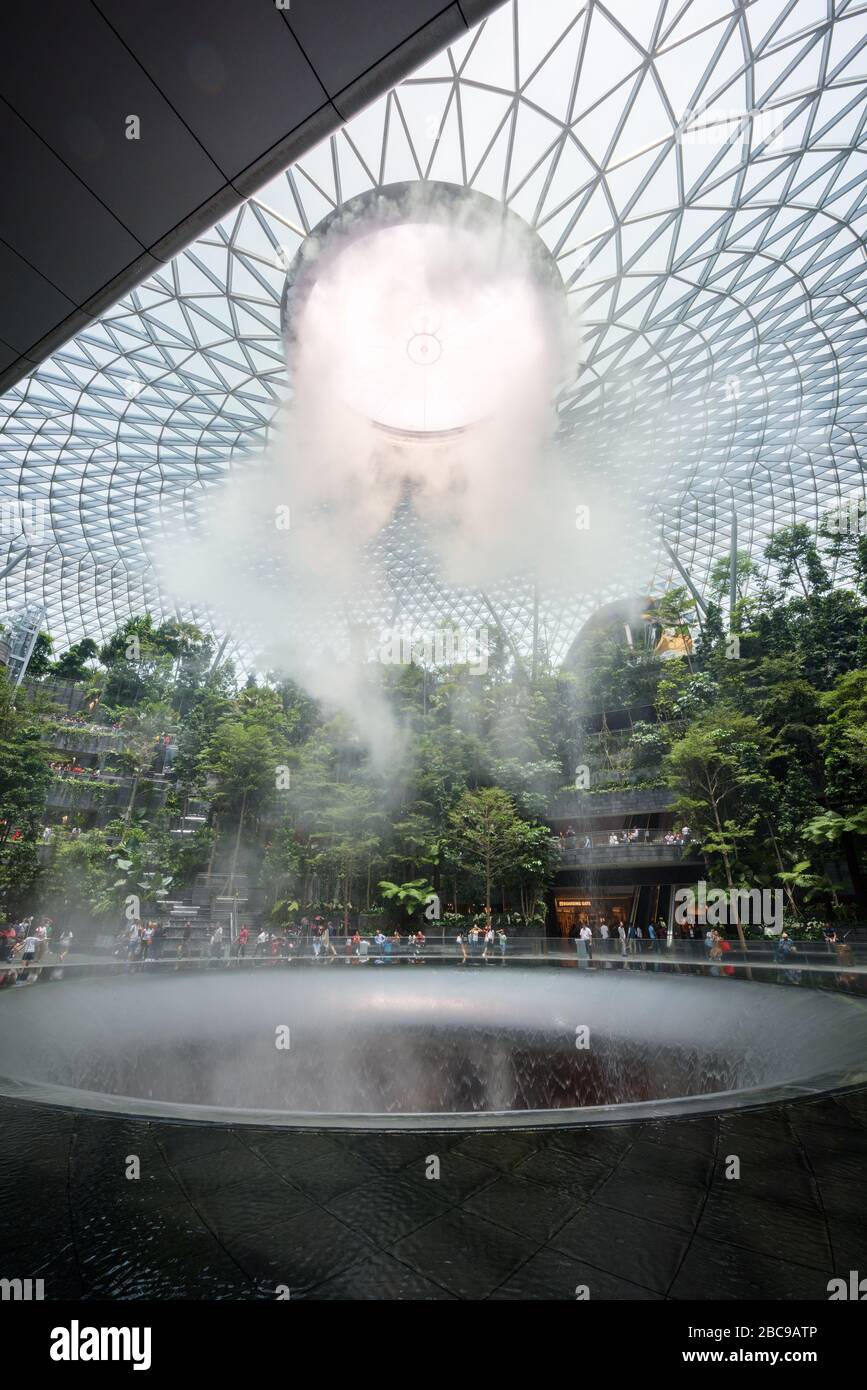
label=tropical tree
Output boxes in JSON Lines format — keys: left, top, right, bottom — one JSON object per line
{"left": 445, "top": 786, "right": 550, "bottom": 913}
{"left": 203, "top": 715, "right": 285, "bottom": 891}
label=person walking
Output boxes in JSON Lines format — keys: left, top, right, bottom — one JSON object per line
{"left": 321, "top": 921, "right": 337, "bottom": 961}
{"left": 127, "top": 919, "right": 141, "bottom": 962}
{"left": 456, "top": 931, "right": 468, "bottom": 963}
{"left": 618, "top": 922, "right": 627, "bottom": 957}
{"left": 19, "top": 927, "right": 39, "bottom": 981}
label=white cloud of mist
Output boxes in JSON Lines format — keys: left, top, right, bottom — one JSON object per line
{"left": 156, "top": 191, "right": 649, "bottom": 765}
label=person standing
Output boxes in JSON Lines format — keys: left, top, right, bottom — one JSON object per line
{"left": 140, "top": 922, "right": 153, "bottom": 961}
{"left": 498, "top": 928, "right": 507, "bottom": 961}
{"left": 238, "top": 924, "right": 249, "bottom": 959}
{"left": 618, "top": 922, "right": 627, "bottom": 957}
{"left": 180, "top": 921, "right": 193, "bottom": 957}
{"left": 580, "top": 922, "right": 593, "bottom": 965}
{"left": 456, "top": 931, "right": 468, "bottom": 963}
{"left": 574, "top": 925, "right": 588, "bottom": 968}
{"left": 34, "top": 921, "right": 50, "bottom": 967}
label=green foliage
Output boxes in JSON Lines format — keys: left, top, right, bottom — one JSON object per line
{"left": 0, "top": 668, "right": 52, "bottom": 915}
{"left": 52, "top": 637, "right": 99, "bottom": 683}
{"left": 378, "top": 878, "right": 434, "bottom": 918}
{"left": 26, "top": 632, "right": 54, "bottom": 677}
{"left": 6, "top": 511, "right": 867, "bottom": 930}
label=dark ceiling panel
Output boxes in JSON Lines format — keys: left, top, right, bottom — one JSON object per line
{"left": 0, "top": 2, "right": 226, "bottom": 247}
{"left": 0, "top": 99, "right": 142, "bottom": 304}
{"left": 0, "top": 240, "right": 76, "bottom": 355}
{"left": 287, "top": 0, "right": 449, "bottom": 98}
{"left": 0, "top": 0, "right": 507, "bottom": 395}
{"left": 94, "top": 0, "right": 331, "bottom": 181}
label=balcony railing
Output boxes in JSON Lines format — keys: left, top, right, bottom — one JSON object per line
{"left": 554, "top": 837, "right": 703, "bottom": 867}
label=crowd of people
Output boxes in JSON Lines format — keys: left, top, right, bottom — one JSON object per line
{"left": 558, "top": 824, "right": 692, "bottom": 849}
{"left": 566, "top": 916, "right": 668, "bottom": 961}
{"left": 0, "top": 915, "right": 74, "bottom": 979}
{"left": 110, "top": 914, "right": 514, "bottom": 967}
{"left": 455, "top": 923, "right": 508, "bottom": 961}
{"left": 48, "top": 761, "right": 108, "bottom": 778}
{"left": 48, "top": 713, "right": 123, "bottom": 731}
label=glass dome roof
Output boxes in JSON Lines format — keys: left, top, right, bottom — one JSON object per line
{"left": 2, "top": 0, "right": 866, "bottom": 663}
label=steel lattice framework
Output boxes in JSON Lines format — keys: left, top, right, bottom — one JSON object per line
{"left": 2, "top": 0, "right": 867, "bottom": 663}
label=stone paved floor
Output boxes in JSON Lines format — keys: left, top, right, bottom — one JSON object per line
{"left": 2, "top": 1090, "right": 867, "bottom": 1300}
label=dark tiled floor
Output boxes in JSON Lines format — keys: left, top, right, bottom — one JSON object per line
{"left": 2, "top": 1091, "right": 867, "bottom": 1300}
